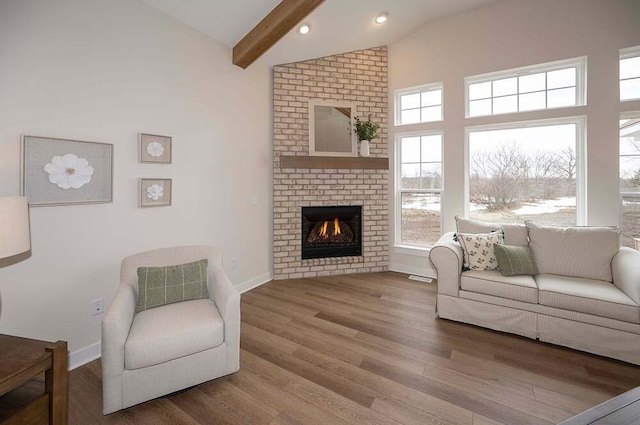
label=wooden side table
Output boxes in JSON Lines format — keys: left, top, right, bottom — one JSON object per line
{"left": 0, "top": 335, "right": 68, "bottom": 425}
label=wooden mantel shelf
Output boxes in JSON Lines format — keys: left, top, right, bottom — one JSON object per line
{"left": 279, "top": 155, "right": 389, "bottom": 170}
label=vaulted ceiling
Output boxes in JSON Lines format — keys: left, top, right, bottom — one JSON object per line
{"left": 140, "top": 0, "right": 497, "bottom": 66}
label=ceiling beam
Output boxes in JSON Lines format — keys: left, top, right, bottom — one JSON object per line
{"left": 233, "top": 0, "right": 325, "bottom": 69}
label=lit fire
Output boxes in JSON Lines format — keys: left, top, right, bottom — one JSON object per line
{"left": 319, "top": 218, "right": 342, "bottom": 238}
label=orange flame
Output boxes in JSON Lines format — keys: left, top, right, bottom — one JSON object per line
{"left": 319, "top": 220, "right": 329, "bottom": 238}
{"left": 318, "top": 218, "right": 341, "bottom": 238}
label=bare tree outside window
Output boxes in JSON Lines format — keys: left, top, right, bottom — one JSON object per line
{"left": 620, "top": 117, "right": 640, "bottom": 249}
{"left": 469, "top": 123, "right": 577, "bottom": 226}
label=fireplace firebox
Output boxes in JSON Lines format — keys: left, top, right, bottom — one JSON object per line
{"left": 301, "top": 206, "right": 362, "bottom": 260}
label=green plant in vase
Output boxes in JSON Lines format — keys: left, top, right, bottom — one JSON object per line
{"left": 353, "top": 114, "right": 380, "bottom": 157}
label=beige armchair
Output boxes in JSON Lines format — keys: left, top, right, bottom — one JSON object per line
{"left": 101, "top": 246, "right": 240, "bottom": 414}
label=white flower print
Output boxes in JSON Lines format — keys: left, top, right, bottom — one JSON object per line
{"left": 44, "top": 154, "right": 94, "bottom": 189}
{"left": 146, "top": 141, "right": 164, "bottom": 157}
{"left": 146, "top": 184, "right": 164, "bottom": 201}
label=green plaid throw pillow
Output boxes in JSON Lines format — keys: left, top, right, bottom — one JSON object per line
{"left": 136, "top": 259, "right": 208, "bottom": 312}
{"left": 493, "top": 244, "right": 539, "bottom": 276}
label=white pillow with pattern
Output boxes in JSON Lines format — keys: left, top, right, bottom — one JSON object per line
{"left": 456, "top": 231, "right": 505, "bottom": 271}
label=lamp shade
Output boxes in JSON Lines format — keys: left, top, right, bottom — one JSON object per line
{"left": 0, "top": 197, "right": 31, "bottom": 267}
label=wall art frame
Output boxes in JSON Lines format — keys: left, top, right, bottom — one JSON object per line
{"left": 139, "top": 178, "right": 172, "bottom": 208}
{"left": 139, "top": 133, "right": 172, "bottom": 164}
{"left": 21, "top": 135, "right": 114, "bottom": 207}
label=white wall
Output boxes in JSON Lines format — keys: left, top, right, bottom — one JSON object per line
{"left": 388, "top": 0, "right": 640, "bottom": 276}
{"left": 0, "top": 0, "right": 272, "bottom": 362}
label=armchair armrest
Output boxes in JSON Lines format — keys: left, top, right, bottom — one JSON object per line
{"left": 101, "top": 283, "right": 136, "bottom": 414}
{"left": 612, "top": 247, "right": 640, "bottom": 305}
{"left": 429, "top": 232, "right": 463, "bottom": 297}
{"left": 209, "top": 266, "right": 240, "bottom": 372}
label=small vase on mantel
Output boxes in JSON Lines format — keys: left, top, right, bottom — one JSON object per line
{"left": 360, "top": 139, "right": 371, "bottom": 157}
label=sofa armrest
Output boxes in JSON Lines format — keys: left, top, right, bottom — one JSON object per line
{"left": 612, "top": 247, "right": 640, "bottom": 305}
{"left": 209, "top": 267, "right": 241, "bottom": 372}
{"left": 101, "top": 283, "right": 136, "bottom": 414}
{"left": 429, "top": 232, "right": 463, "bottom": 297}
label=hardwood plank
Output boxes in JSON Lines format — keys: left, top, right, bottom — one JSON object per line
{"left": 370, "top": 397, "right": 464, "bottom": 425}
{"left": 293, "top": 347, "right": 475, "bottom": 425}
{"left": 421, "top": 364, "right": 573, "bottom": 423}
{"left": 449, "top": 350, "right": 616, "bottom": 405}
{"left": 360, "top": 357, "right": 554, "bottom": 425}
{"left": 63, "top": 271, "right": 640, "bottom": 425}
{"left": 232, "top": 0, "right": 324, "bottom": 69}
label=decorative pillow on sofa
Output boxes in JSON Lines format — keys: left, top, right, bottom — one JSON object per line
{"left": 136, "top": 259, "right": 209, "bottom": 313}
{"left": 493, "top": 244, "right": 538, "bottom": 276}
{"left": 456, "top": 231, "right": 504, "bottom": 271}
{"left": 455, "top": 216, "right": 528, "bottom": 246}
{"left": 525, "top": 221, "right": 620, "bottom": 282}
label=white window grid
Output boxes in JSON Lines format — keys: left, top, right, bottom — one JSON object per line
{"left": 395, "top": 132, "right": 444, "bottom": 247}
{"left": 620, "top": 46, "right": 640, "bottom": 102}
{"left": 465, "top": 57, "right": 587, "bottom": 118}
{"left": 395, "top": 83, "right": 443, "bottom": 126}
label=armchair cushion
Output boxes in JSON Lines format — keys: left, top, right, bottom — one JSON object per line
{"left": 125, "top": 298, "right": 224, "bottom": 370}
{"left": 136, "top": 259, "right": 209, "bottom": 312}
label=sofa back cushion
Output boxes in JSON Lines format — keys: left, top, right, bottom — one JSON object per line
{"left": 455, "top": 216, "right": 528, "bottom": 246}
{"left": 526, "top": 221, "right": 620, "bottom": 282}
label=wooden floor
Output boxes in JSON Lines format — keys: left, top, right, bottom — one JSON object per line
{"left": 68, "top": 272, "right": 640, "bottom": 425}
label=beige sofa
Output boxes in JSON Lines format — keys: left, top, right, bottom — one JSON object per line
{"left": 429, "top": 219, "right": 640, "bottom": 365}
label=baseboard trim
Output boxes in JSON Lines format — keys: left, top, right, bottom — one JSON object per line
{"left": 236, "top": 271, "right": 273, "bottom": 294}
{"left": 389, "top": 262, "right": 436, "bottom": 279}
{"left": 69, "top": 341, "right": 101, "bottom": 370}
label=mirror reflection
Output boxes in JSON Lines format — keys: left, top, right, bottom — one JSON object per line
{"left": 309, "top": 101, "right": 356, "bottom": 157}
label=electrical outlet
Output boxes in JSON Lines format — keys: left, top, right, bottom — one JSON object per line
{"left": 249, "top": 195, "right": 258, "bottom": 205}
{"left": 91, "top": 298, "right": 105, "bottom": 316}
{"left": 231, "top": 257, "right": 239, "bottom": 270}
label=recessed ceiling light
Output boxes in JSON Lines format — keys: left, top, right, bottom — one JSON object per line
{"left": 297, "top": 24, "right": 310, "bottom": 35}
{"left": 375, "top": 12, "right": 388, "bottom": 24}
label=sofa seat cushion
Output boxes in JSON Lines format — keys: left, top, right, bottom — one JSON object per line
{"left": 461, "top": 270, "right": 538, "bottom": 303}
{"left": 125, "top": 298, "right": 224, "bottom": 370}
{"left": 537, "top": 274, "right": 640, "bottom": 324}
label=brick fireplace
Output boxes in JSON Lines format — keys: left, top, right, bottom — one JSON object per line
{"left": 272, "top": 47, "right": 389, "bottom": 280}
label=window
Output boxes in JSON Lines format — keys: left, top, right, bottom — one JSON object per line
{"left": 620, "top": 115, "right": 640, "bottom": 248}
{"left": 397, "top": 133, "right": 443, "bottom": 246}
{"left": 395, "top": 84, "right": 443, "bottom": 125}
{"left": 621, "top": 47, "right": 640, "bottom": 101}
{"left": 466, "top": 57, "right": 586, "bottom": 117}
{"left": 467, "top": 119, "right": 584, "bottom": 226}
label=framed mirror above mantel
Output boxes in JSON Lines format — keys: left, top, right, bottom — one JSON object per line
{"left": 309, "top": 100, "right": 357, "bottom": 157}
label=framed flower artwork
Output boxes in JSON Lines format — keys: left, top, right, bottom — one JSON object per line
{"left": 21, "top": 135, "right": 113, "bottom": 207}
{"left": 139, "top": 178, "right": 172, "bottom": 208}
{"left": 139, "top": 133, "right": 171, "bottom": 164}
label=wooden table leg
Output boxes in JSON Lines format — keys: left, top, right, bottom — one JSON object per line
{"left": 45, "top": 341, "right": 68, "bottom": 425}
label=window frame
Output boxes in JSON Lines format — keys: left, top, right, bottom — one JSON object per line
{"left": 394, "top": 82, "right": 444, "bottom": 126}
{"left": 620, "top": 46, "right": 640, "bottom": 102}
{"left": 463, "top": 116, "right": 587, "bottom": 225}
{"left": 465, "top": 57, "right": 587, "bottom": 118}
{"left": 395, "top": 130, "right": 444, "bottom": 248}
{"left": 619, "top": 111, "right": 640, "bottom": 248}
